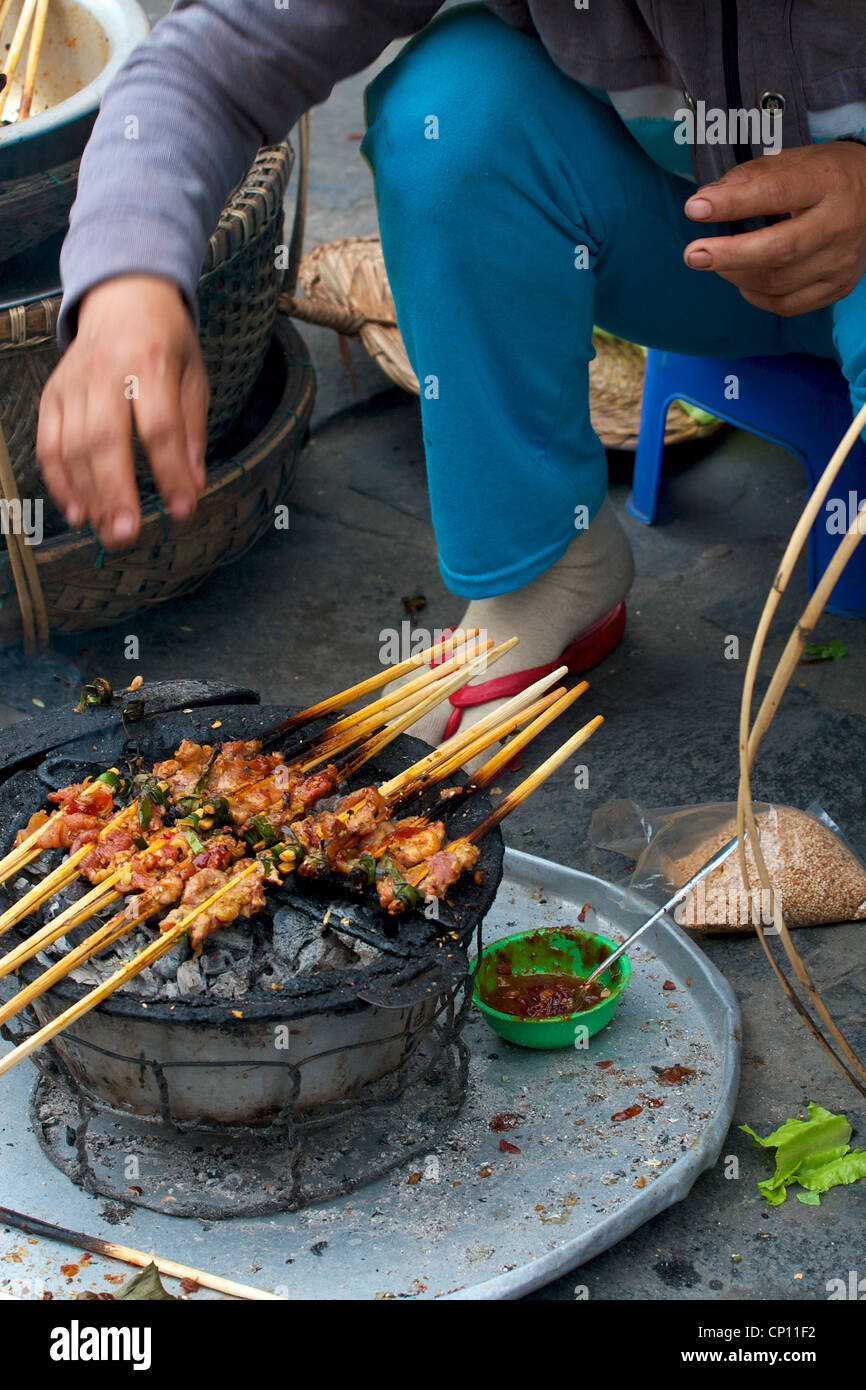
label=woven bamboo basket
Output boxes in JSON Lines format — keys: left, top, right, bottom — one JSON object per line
{"left": 0, "top": 140, "right": 293, "bottom": 535}
{"left": 0, "top": 158, "right": 80, "bottom": 264}
{"left": 0, "top": 313, "right": 314, "bottom": 638}
{"left": 282, "top": 234, "right": 723, "bottom": 451}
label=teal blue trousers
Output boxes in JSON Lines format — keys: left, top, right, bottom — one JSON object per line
{"left": 362, "top": 5, "right": 865, "bottom": 598}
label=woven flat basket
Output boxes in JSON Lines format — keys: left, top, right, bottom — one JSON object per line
{"left": 0, "top": 314, "right": 314, "bottom": 638}
{"left": 283, "top": 234, "right": 723, "bottom": 451}
{"left": 0, "top": 140, "right": 293, "bottom": 535}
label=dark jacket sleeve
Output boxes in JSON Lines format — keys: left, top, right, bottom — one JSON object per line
{"left": 58, "top": 0, "right": 442, "bottom": 345}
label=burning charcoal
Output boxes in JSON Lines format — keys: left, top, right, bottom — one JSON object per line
{"left": 176, "top": 959, "right": 205, "bottom": 996}
{"left": 210, "top": 927, "right": 253, "bottom": 953}
{"left": 257, "top": 959, "right": 295, "bottom": 989}
{"left": 271, "top": 908, "right": 315, "bottom": 969}
{"left": 68, "top": 963, "right": 105, "bottom": 987}
{"left": 210, "top": 969, "right": 248, "bottom": 1000}
{"left": 152, "top": 940, "right": 190, "bottom": 981}
{"left": 121, "top": 966, "right": 161, "bottom": 995}
{"left": 200, "top": 948, "right": 232, "bottom": 977}
{"left": 294, "top": 930, "right": 358, "bottom": 974}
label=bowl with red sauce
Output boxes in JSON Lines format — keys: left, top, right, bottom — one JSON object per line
{"left": 471, "top": 927, "right": 630, "bottom": 1049}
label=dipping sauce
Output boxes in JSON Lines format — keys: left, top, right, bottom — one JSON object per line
{"left": 481, "top": 971, "right": 607, "bottom": 1018}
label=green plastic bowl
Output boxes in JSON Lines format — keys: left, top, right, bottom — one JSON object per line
{"left": 471, "top": 927, "right": 630, "bottom": 1050}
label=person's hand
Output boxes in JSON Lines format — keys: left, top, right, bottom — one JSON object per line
{"left": 683, "top": 142, "right": 866, "bottom": 316}
{"left": 37, "top": 274, "right": 209, "bottom": 548}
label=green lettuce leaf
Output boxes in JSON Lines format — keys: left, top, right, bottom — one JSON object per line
{"left": 797, "top": 1149, "right": 866, "bottom": 1194}
{"left": 741, "top": 1102, "right": 865, "bottom": 1207}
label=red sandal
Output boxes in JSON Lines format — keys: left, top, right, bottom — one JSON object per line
{"left": 433, "top": 602, "right": 626, "bottom": 740}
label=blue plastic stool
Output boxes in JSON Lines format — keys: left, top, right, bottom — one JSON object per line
{"left": 627, "top": 350, "right": 866, "bottom": 617}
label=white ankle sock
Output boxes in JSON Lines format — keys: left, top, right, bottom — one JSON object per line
{"left": 397, "top": 498, "right": 634, "bottom": 758}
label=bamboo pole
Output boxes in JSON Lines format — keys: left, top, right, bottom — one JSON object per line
{"left": 736, "top": 398, "right": 866, "bottom": 1095}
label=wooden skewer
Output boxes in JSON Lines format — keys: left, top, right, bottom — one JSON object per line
{"left": 378, "top": 665, "right": 569, "bottom": 799}
{"left": 0, "top": 0, "right": 18, "bottom": 36}
{"left": 467, "top": 682, "right": 591, "bottom": 790}
{"left": 0, "top": 777, "right": 105, "bottom": 883}
{"left": 268, "top": 628, "right": 480, "bottom": 736}
{"left": 399, "top": 715, "right": 603, "bottom": 894}
{"left": 0, "top": 845, "right": 43, "bottom": 886}
{"left": 403, "top": 714, "right": 604, "bottom": 900}
{"left": 0, "top": 903, "right": 147, "bottom": 1028}
{"left": 0, "top": 779, "right": 126, "bottom": 882}
{"left": 0, "top": 805, "right": 133, "bottom": 938}
{"left": 0, "top": 711, "right": 602, "bottom": 1039}
{"left": 15, "top": 0, "right": 47, "bottom": 120}
{"left": 330, "top": 638, "right": 520, "bottom": 778}
{"left": 0, "top": 870, "right": 126, "bottom": 982}
{"left": 391, "top": 688, "right": 572, "bottom": 804}
{"left": 0, "top": 863, "right": 261, "bottom": 1078}
{"left": 464, "top": 714, "right": 605, "bottom": 845}
{"left": 0, "top": 1205, "right": 284, "bottom": 1299}
{"left": 310, "top": 635, "right": 492, "bottom": 744}
{"left": 0, "top": 0, "right": 38, "bottom": 118}
{"left": 0, "top": 846, "right": 98, "bottom": 937}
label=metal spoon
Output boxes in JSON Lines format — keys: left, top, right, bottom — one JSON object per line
{"left": 574, "top": 834, "right": 741, "bottom": 1005}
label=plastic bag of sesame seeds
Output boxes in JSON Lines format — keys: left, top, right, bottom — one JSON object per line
{"left": 590, "top": 799, "right": 866, "bottom": 933}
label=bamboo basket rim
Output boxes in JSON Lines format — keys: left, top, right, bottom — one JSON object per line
{"left": 1, "top": 314, "right": 312, "bottom": 571}
{"left": 0, "top": 139, "right": 293, "bottom": 347}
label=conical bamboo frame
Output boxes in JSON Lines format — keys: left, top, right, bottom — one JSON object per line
{"left": 737, "top": 397, "right": 866, "bottom": 1097}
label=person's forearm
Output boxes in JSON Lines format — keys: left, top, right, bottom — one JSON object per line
{"left": 59, "top": 0, "right": 442, "bottom": 345}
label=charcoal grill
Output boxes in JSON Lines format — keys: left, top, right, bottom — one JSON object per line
{"left": 0, "top": 684, "right": 504, "bottom": 1217}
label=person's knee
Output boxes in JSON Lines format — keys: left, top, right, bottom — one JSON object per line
{"left": 363, "top": 6, "right": 545, "bottom": 218}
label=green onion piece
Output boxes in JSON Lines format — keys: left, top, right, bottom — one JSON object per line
{"left": 376, "top": 854, "right": 421, "bottom": 911}
{"left": 182, "top": 827, "right": 206, "bottom": 854}
{"left": 194, "top": 747, "right": 220, "bottom": 796}
{"left": 356, "top": 853, "right": 377, "bottom": 887}
{"left": 95, "top": 769, "right": 121, "bottom": 791}
{"left": 132, "top": 835, "right": 148, "bottom": 851}
{"left": 209, "top": 797, "right": 231, "bottom": 829}
{"left": 139, "top": 795, "right": 153, "bottom": 832}
{"left": 246, "top": 814, "right": 277, "bottom": 848}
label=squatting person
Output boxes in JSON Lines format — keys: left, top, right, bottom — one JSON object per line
{"left": 37, "top": 1, "right": 866, "bottom": 743}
